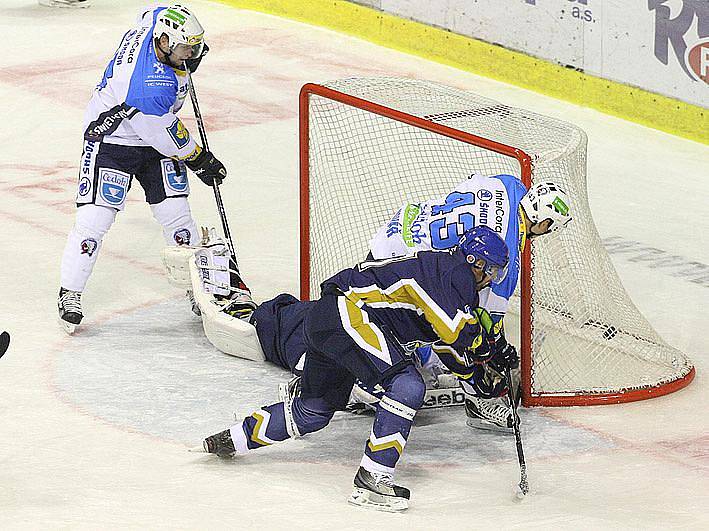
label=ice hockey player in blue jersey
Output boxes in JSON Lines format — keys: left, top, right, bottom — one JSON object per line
{"left": 199, "top": 226, "right": 514, "bottom": 512}
{"left": 57, "top": 4, "right": 247, "bottom": 333}
{"left": 370, "top": 173, "right": 573, "bottom": 432}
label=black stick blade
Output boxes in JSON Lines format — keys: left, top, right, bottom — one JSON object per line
{"left": 0, "top": 331, "right": 9, "bottom": 359}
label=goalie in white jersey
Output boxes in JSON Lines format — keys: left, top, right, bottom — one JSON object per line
{"left": 369, "top": 173, "right": 573, "bottom": 431}
{"left": 57, "top": 5, "right": 244, "bottom": 333}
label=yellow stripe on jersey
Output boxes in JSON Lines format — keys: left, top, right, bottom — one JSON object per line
{"left": 338, "top": 296, "right": 392, "bottom": 365}
{"left": 344, "top": 279, "right": 480, "bottom": 345}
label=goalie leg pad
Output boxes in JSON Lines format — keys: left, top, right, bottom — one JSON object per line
{"left": 150, "top": 197, "right": 199, "bottom": 247}
{"left": 188, "top": 259, "right": 265, "bottom": 361}
{"left": 60, "top": 204, "right": 116, "bottom": 292}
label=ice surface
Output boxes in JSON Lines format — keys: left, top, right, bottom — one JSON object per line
{"left": 1, "top": 0, "right": 708, "bottom": 528}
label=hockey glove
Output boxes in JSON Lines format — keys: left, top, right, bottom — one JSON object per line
{"left": 185, "top": 149, "right": 227, "bottom": 186}
{"left": 489, "top": 343, "right": 520, "bottom": 373}
{"left": 185, "top": 42, "right": 209, "bottom": 73}
{"left": 460, "top": 365, "right": 507, "bottom": 399}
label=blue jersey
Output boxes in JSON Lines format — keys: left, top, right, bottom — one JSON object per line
{"left": 369, "top": 173, "right": 528, "bottom": 322}
{"left": 322, "top": 250, "right": 484, "bottom": 359}
{"left": 83, "top": 7, "right": 199, "bottom": 160}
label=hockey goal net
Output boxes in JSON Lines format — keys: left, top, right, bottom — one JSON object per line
{"left": 299, "top": 78, "right": 694, "bottom": 407}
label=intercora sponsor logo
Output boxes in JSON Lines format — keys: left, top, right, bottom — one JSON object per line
{"left": 649, "top": 0, "right": 709, "bottom": 83}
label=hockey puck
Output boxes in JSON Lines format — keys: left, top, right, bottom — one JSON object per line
{"left": 0, "top": 331, "right": 9, "bottom": 359}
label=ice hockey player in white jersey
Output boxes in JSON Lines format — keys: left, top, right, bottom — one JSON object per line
{"left": 369, "top": 173, "right": 573, "bottom": 431}
{"left": 57, "top": 5, "right": 248, "bottom": 333}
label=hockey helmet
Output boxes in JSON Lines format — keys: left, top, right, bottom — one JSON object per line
{"left": 520, "top": 181, "right": 572, "bottom": 233}
{"left": 457, "top": 226, "right": 509, "bottom": 284}
{"left": 154, "top": 5, "right": 205, "bottom": 58}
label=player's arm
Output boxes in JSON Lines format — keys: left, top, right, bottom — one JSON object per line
{"left": 127, "top": 95, "right": 226, "bottom": 185}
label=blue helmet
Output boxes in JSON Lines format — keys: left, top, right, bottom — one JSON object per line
{"left": 457, "top": 226, "right": 509, "bottom": 283}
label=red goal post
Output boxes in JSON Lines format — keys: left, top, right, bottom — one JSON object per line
{"left": 298, "top": 78, "right": 695, "bottom": 407}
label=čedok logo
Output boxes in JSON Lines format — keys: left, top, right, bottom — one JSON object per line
{"left": 162, "top": 159, "right": 188, "bottom": 192}
{"left": 99, "top": 169, "right": 129, "bottom": 205}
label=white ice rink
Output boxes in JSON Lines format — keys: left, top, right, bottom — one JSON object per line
{"left": 1, "top": 0, "right": 708, "bottom": 528}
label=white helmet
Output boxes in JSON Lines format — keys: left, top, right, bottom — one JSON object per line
{"left": 154, "top": 5, "right": 205, "bottom": 57}
{"left": 520, "top": 181, "right": 572, "bottom": 232}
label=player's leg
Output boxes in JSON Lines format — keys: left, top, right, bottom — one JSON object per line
{"left": 250, "top": 294, "right": 314, "bottom": 374}
{"left": 133, "top": 148, "right": 200, "bottom": 248}
{"left": 304, "top": 293, "right": 426, "bottom": 511}
{"left": 202, "top": 352, "right": 352, "bottom": 456}
{"left": 58, "top": 141, "right": 132, "bottom": 333}
{"left": 135, "top": 149, "right": 201, "bottom": 311}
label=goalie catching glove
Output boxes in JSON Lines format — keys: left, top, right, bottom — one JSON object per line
{"left": 185, "top": 148, "right": 227, "bottom": 186}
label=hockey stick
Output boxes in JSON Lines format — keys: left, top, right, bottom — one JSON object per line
{"left": 0, "top": 331, "right": 10, "bottom": 359}
{"left": 185, "top": 67, "right": 247, "bottom": 288}
{"left": 505, "top": 366, "right": 529, "bottom": 497}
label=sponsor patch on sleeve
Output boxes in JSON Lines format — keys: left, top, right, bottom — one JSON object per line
{"left": 167, "top": 118, "right": 190, "bottom": 149}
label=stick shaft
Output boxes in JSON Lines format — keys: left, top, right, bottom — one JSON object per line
{"left": 185, "top": 68, "right": 243, "bottom": 280}
{"left": 506, "top": 366, "right": 529, "bottom": 494}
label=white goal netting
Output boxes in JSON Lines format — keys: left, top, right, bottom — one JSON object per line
{"left": 300, "top": 77, "right": 694, "bottom": 406}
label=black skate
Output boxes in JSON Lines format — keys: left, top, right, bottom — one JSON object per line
{"left": 58, "top": 287, "right": 83, "bottom": 335}
{"left": 348, "top": 467, "right": 410, "bottom": 512}
{"left": 464, "top": 395, "right": 513, "bottom": 434}
{"left": 201, "top": 429, "right": 236, "bottom": 458}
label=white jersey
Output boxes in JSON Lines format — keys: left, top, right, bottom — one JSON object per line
{"left": 83, "top": 7, "right": 198, "bottom": 160}
{"left": 369, "top": 173, "right": 529, "bottom": 320}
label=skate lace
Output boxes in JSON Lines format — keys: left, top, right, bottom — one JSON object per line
{"left": 59, "top": 291, "right": 82, "bottom": 313}
{"left": 371, "top": 471, "right": 396, "bottom": 490}
{"left": 469, "top": 396, "right": 511, "bottom": 425}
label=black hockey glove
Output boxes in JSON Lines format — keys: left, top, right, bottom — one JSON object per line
{"left": 185, "top": 149, "right": 227, "bottom": 186}
{"left": 185, "top": 42, "right": 209, "bottom": 73}
{"left": 489, "top": 343, "right": 520, "bottom": 373}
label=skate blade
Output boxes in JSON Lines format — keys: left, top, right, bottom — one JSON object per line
{"left": 58, "top": 318, "right": 76, "bottom": 335}
{"left": 188, "top": 444, "right": 208, "bottom": 453}
{"left": 348, "top": 487, "right": 408, "bottom": 512}
{"left": 465, "top": 417, "right": 513, "bottom": 434}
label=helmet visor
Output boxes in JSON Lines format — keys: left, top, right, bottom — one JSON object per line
{"left": 471, "top": 258, "right": 508, "bottom": 284}
{"left": 174, "top": 41, "right": 204, "bottom": 59}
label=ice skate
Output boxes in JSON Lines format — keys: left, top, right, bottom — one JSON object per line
{"left": 58, "top": 288, "right": 83, "bottom": 335}
{"left": 348, "top": 467, "right": 410, "bottom": 512}
{"left": 464, "top": 395, "right": 513, "bottom": 434}
{"left": 198, "top": 429, "right": 237, "bottom": 458}
{"left": 220, "top": 289, "right": 257, "bottom": 321}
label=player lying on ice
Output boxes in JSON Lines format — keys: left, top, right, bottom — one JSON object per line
{"left": 367, "top": 173, "right": 573, "bottom": 432}
{"left": 191, "top": 226, "right": 516, "bottom": 511}
{"left": 164, "top": 173, "right": 573, "bottom": 433}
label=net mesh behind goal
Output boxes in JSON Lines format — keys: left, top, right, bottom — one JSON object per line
{"left": 299, "top": 77, "right": 694, "bottom": 406}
